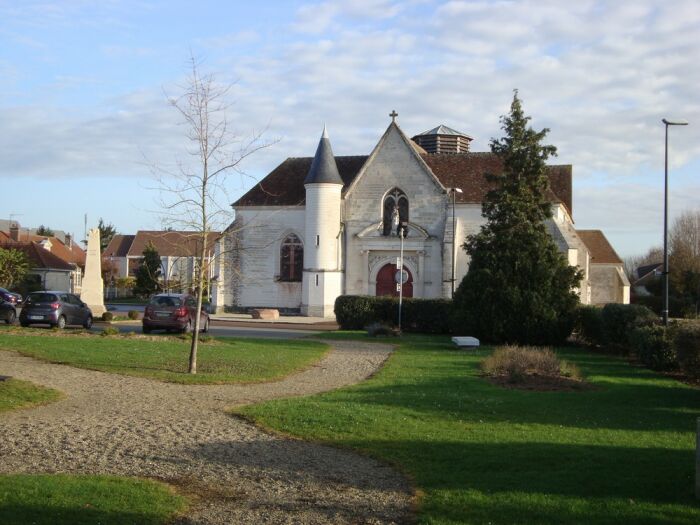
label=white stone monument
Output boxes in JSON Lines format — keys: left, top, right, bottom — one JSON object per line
{"left": 80, "top": 228, "right": 106, "bottom": 316}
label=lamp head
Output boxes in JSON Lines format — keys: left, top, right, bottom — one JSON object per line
{"left": 662, "top": 118, "right": 688, "bottom": 126}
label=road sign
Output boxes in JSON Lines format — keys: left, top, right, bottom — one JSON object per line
{"left": 394, "top": 269, "right": 408, "bottom": 284}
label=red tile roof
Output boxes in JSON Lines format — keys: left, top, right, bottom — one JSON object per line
{"left": 2, "top": 242, "right": 75, "bottom": 271}
{"left": 577, "top": 230, "right": 623, "bottom": 264}
{"left": 234, "top": 152, "right": 572, "bottom": 215}
{"left": 0, "top": 232, "right": 85, "bottom": 267}
{"left": 127, "top": 231, "right": 221, "bottom": 258}
{"left": 104, "top": 235, "right": 135, "bottom": 257}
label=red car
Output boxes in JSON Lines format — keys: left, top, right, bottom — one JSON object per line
{"left": 142, "top": 293, "right": 209, "bottom": 334}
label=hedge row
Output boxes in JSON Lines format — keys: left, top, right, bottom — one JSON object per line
{"left": 576, "top": 303, "right": 700, "bottom": 377}
{"left": 334, "top": 295, "right": 452, "bottom": 334}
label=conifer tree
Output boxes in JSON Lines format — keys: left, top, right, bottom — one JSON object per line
{"left": 134, "top": 242, "right": 162, "bottom": 297}
{"left": 452, "top": 92, "right": 582, "bottom": 345}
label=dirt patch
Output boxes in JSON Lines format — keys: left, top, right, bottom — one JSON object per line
{"left": 486, "top": 374, "right": 593, "bottom": 392}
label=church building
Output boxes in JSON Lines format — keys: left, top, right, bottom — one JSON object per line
{"left": 211, "top": 114, "right": 629, "bottom": 317}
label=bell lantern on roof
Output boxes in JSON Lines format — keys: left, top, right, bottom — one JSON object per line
{"left": 411, "top": 125, "right": 473, "bottom": 154}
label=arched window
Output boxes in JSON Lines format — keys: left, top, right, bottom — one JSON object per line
{"left": 382, "top": 188, "right": 409, "bottom": 236}
{"left": 280, "top": 234, "right": 303, "bottom": 282}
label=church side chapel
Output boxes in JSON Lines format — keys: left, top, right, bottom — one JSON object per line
{"left": 211, "top": 113, "right": 629, "bottom": 317}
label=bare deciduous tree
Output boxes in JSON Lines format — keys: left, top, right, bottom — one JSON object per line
{"left": 154, "top": 56, "right": 271, "bottom": 374}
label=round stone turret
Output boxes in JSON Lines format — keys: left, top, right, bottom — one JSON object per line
{"left": 302, "top": 126, "right": 344, "bottom": 317}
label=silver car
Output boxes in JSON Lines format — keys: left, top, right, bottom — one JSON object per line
{"left": 19, "top": 291, "right": 93, "bottom": 329}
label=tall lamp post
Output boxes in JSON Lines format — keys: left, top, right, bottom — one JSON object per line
{"left": 662, "top": 118, "right": 688, "bottom": 326}
{"left": 450, "top": 188, "right": 463, "bottom": 297}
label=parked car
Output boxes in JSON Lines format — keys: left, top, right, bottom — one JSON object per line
{"left": 142, "top": 293, "right": 209, "bottom": 334}
{"left": 0, "top": 287, "right": 22, "bottom": 305}
{"left": 19, "top": 291, "right": 93, "bottom": 329}
{"left": 0, "top": 298, "right": 17, "bottom": 324}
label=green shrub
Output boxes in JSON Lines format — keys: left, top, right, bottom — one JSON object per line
{"left": 101, "top": 311, "right": 114, "bottom": 322}
{"left": 629, "top": 325, "right": 677, "bottom": 371}
{"left": 673, "top": 323, "right": 700, "bottom": 379}
{"left": 334, "top": 295, "right": 452, "bottom": 333}
{"left": 101, "top": 326, "right": 119, "bottom": 337}
{"left": 576, "top": 305, "right": 605, "bottom": 345}
{"left": 127, "top": 310, "right": 139, "bottom": 320}
{"left": 334, "top": 296, "right": 377, "bottom": 330}
{"left": 601, "top": 303, "right": 658, "bottom": 350}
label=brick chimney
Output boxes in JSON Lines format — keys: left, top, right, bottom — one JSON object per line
{"left": 9, "top": 223, "right": 20, "bottom": 241}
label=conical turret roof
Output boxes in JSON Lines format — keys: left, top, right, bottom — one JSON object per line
{"left": 304, "top": 125, "right": 343, "bottom": 185}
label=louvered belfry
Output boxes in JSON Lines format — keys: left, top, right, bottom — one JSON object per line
{"left": 411, "top": 124, "right": 473, "bottom": 154}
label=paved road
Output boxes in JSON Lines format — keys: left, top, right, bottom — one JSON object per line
{"left": 93, "top": 320, "right": 320, "bottom": 340}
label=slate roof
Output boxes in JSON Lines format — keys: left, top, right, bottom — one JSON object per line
{"left": 413, "top": 124, "right": 473, "bottom": 139}
{"left": 577, "top": 230, "right": 623, "bottom": 264}
{"left": 304, "top": 129, "right": 344, "bottom": 185}
{"left": 104, "top": 234, "right": 135, "bottom": 258}
{"left": 4, "top": 242, "right": 75, "bottom": 271}
{"left": 127, "top": 231, "right": 220, "bottom": 258}
{"left": 234, "top": 152, "right": 573, "bottom": 215}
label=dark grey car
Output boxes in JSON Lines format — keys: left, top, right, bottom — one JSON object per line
{"left": 19, "top": 291, "right": 93, "bottom": 329}
{"left": 0, "top": 298, "right": 16, "bottom": 324}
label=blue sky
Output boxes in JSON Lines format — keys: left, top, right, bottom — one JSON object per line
{"left": 1, "top": 0, "right": 698, "bottom": 257}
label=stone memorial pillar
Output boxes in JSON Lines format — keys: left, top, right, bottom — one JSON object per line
{"left": 80, "top": 228, "right": 106, "bottom": 316}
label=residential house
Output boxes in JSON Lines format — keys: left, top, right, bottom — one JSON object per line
{"left": 104, "top": 230, "right": 220, "bottom": 293}
{"left": 0, "top": 223, "right": 85, "bottom": 293}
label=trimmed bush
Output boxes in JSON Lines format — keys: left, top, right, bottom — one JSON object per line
{"left": 576, "top": 305, "right": 605, "bottom": 345}
{"left": 629, "top": 325, "right": 677, "bottom": 371}
{"left": 101, "top": 311, "right": 114, "bottom": 322}
{"left": 673, "top": 323, "right": 700, "bottom": 379}
{"left": 101, "top": 326, "right": 119, "bottom": 336}
{"left": 334, "top": 295, "right": 452, "bottom": 334}
{"left": 601, "top": 303, "right": 658, "bottom": 349}
{"left": 334, "top": 296, "right": 378, "bottom": 330}
{"left": 127, "top": 310, "right": 139, "bottom": 320}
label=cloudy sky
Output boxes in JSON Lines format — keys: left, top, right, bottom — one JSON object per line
{"left": 1, "top": 0, "right": 698, "bottom": 257}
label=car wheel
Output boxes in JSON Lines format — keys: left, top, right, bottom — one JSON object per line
{"left": 201, "top": 318, "right": 209, "bottom": 333}
{"left": 5, "top": 311, "right": 15, "bottom": 325}
{"left": 83, "top": 316, "right": 93, "bottom": 329}
{"left": 56, "top": 316, "right": 67, "bottom": 330}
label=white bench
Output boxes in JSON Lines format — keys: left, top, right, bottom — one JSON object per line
{"left": 452, "top": 336, "right": 480, "bottom": 348}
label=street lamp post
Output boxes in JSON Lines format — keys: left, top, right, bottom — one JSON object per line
{"left": 662, "top": 118, "right": 688, "bottom": 326}
{"left": 450, "top": 188, "right": 463, "bottom": 297}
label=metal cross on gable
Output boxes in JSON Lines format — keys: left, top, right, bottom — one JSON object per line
{"left": 389, "top": 110, "right": 398, "bottom": 122}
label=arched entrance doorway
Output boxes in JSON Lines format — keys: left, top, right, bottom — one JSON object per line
{"left": 376, "top": 263, "right": 413, "bottom": 298}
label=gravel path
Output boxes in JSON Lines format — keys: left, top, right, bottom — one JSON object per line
{"left": 0, "top": 340, "right": 412, "bottom": 524}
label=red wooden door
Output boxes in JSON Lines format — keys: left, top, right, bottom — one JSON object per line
{"left": 376, "top": 263, "right": 413, "bottom": 298}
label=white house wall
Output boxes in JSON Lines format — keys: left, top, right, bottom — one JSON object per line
{"left": 232, "top": 207, "right": 306, "bottom": 310}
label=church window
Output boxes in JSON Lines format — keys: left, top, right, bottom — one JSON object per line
{"left": 280, "top": 234, "right": 303, "bottom": 282}
{"left": 382, "top": 188, "right": 409, "bottom": 236}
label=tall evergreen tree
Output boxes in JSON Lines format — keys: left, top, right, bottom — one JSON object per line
{"left": 134, "top": 242, "right": 162, "bottom": 297}
{"left": 452, "top": 92, "right": 582, "bottom": 345}
{"left": 97, "top": 218, "right": 117, "bottom": 253}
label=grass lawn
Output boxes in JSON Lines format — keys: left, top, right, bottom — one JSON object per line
{"left": 241, "top": 333, "right": 700, "bottom": 525}
{"left": 0, "top": 328, "right": 328, "bottom": 384}
{"left": 0, "top": 474, "right": 187, "bottom": 525}
{"left": 0, "top": 377, "right": 62, "bottom": 413}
